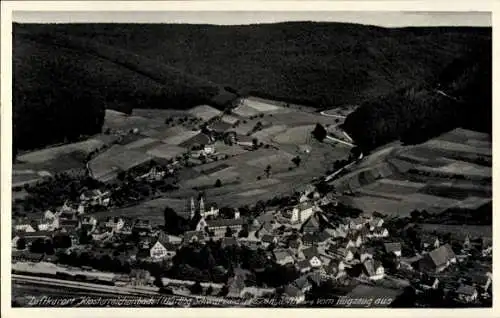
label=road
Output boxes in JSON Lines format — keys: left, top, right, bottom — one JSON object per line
{"left": 325, "top": 135, "right": 355, "bottom": 148}
{"left": 319, "top": 111, "right": 346, "bottom": 119}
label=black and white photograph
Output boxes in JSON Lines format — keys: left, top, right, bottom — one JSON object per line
{"left": 4, "top": 3, "right": 493, "bottom": 311}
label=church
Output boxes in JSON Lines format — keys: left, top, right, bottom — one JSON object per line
{"left": 189, "top": 196, "right": 219, "bottom": 219}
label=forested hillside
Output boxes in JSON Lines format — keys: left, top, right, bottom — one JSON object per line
{"left": 342, "top": 39, "right": 492, "bottom": 152}
{"left": 13, "top": 22, "right": 490, "bottom": 153}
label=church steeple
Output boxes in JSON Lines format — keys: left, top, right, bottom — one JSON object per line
{"left": 199, "top": 196, "right": 205, "bottom": 216}
{"left": 190, "top": 197, "right": 196, "bottom": 219}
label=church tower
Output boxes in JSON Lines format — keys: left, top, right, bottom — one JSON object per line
{"left": 190, "top": 197, "right": 196, "bottom": 219}
{"left": 199, "top": 197, "right": 205, "bottom": 216}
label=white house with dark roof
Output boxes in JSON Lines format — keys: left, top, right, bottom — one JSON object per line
{"left": 384, "top": 242, "right": 402, "bottom": 257}
{"left": 274, "top": 249, "right": 295, "bottom": 266}
{"left": 456, "top": 284, "right": 478, "bottom": 303}
{"left": 361, "top": 259, "right": 385, "bottom": 280}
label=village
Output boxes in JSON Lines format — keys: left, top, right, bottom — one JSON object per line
{"left": 11, "top": 172, "right": 493, "bottom": 307}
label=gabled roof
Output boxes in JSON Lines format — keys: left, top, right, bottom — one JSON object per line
{"left": 294, "top": 275, "right": 312, "bottom": 290}
{"left": 362, "top": 259, "right": 383, "bottom": 277}
{"left": 427, "top": 244, "right": 456, "bottom": 268}
{"left": 206, "top": 217, "right": 246, "bottom": 228}
{"left": 261, "top": 234, "right": 275, "bottom": 243}
{"left": 183, "top": 230, "right": 205, "bottom": 242}
{"left": 384, "top": 242, "right": 402, "bottom": 254}
{"left": 274, "top": 249, "right": 293, "bottom": 261}
{"left": 284, "top": 284, "right": 304, "bottom": 297}
{"left": 456, "top": 284, "right": 477, "bottom": 296}
{"left": 297, "top": 260, "right": 312, "bottom": 270}
{"left": 302, "top": 246, "right": 320, "bottom": 260}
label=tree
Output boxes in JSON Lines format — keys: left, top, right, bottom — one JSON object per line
{"left": 238, "top": 224, "right": 249, "bottom": 238}
{"left": 312, "top": 123, "right": 327, "bottom": 142}
{"left": 30, "top": 238, "right": 46, "bottom": 254}
{"left": 79, "top": 230, "right": 92, "bottom": 245}
{"left": 206, "top": 285, "right": 214, "bottom": 296}
{"left": 265, "top": 165, "right": 272, "bottom": 178}
{"left": 190, "top": 281, "right": 203, "bottom": 295}
{"left": 215, "top": 179, "right": 222, "bottom": 187}
{"left": 154, "top": 275, "right": 164, "bottom": 288}
{"left": 292, "top": 156, "right": 302, "bottom": 167}
{"left": 225, "top": 227, "right": 234, "bottom": 237}
{"left": 16, "top": 237, "right": 26, "bottom": 250}
{"left": 252, "top": 138, "right": 259, "bottom": 148}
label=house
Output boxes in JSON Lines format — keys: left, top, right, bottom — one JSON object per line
{"left": 118, "top": 219, "right": 133, "bottom": 235}
{"left": 302, "top": 231, "right": 330, "bottom": 246}
{"left": 323, "top": 259, "right": 346, "bottom": 278}
{"left": 463, "top": 235, "right": 471, "bottom": 250}
{"left": 202, "top": 216, "right": 247, "bottom": 237}
{"left": 274, "top": 249, "right": 295, "bottom": 266}
{"left": 261, "top": 234, "right": 278, "bottom": 247}
{"left": 14, "top": 224, "right": 36, "bottom": 233}
{"left": 422, "top": 237, "right": 440, "bottom": 250}
{"left": 227, "top": 268, "right": 252, "bottom": 298}
{"left": 256, "top": 222, "right": 274, "bottom": 237}
{"left": 92, "top": 228, "right": 112, "bottom": 241}
{"left": 12, "top": 251, "right": 44, "bottom": 263}
{"left": 59, "top": 219, "right": 80, "bottom": 233}
{"left": 294, "top": 202, "right": 315, "bottom": 225}
{"left": 361, "top": 259, "right": 385, "bottom": 280}
{"left": 417, "top": 244, "right": 456, "bottom": 273}
{"left": 283, "top": 284, "right": 305, "bottom": 304}
{"left": 132, "top": 219, "right": 152, "bottom": 236}
{"left": 384, "top": 242, "right": 402, "bottom": 257}
{"left": 369, "top": 227, "right": 389, "bottom": 238}
{"left": 296, "top": 259, "right": 312, "bottom": 273}
{"left": 348, "top": 217, "right": 365, "bottom": 230}
{"left": 80, "top": 216, "right": 98, "bottom": 233}
{"left": 357, "top": 247, "right": 375, "bottom": 263}
{"left": 293, "top": 275, "right": 314, "bottom": 293}
{"left": 455, "top": 284, "right": 478, "bottom": 303}
{"left": 80, "top": 189, "right": 111, "bottom": 207}
{"left": 420, "top": 275, "right": 440, "bottom": 290}
{"left": 20, "top": 231, "right": 53, "bottom": 246}
{"left": 368, "top": 217, "right": 384, "bottom": 231}
{"left": 150, "top": 238, "right": 177, "bottom": 260}
{"left": 221, "top": 237, "right": 239, "bottom": 249}
{"left": 105, "top": 217, "right": 125, "bottom": 232}
{"left": 333, "top": 247, "right": 355, "bottom": 262}
{"left": 38, "top": 210, "right": 60, "bottom": 231}
{"left": 470, "top": 272, "right": 492, "bottom": 292}
{"left": 301, "top": 247, "right": 322, "bottom": 268}
{"left": 345, "top": 233, "right": 363, "bottom": 248}
{"left": 182, "top": 231, "right": 206, "bottom": 244}
{"left": 300, "top": 214, "right": 321, "bottom": 234}
{"left": 235, "top": 134, "right": 255, "bottom": 148}
{"left": 239, "top": 287, "right": 276, "bottom": 299}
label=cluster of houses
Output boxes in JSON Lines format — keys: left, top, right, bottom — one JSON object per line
{"left": 11, "top": 183, "right": 492, "bottom": 306}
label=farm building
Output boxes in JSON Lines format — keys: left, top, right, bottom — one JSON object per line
{"left": 417, "top": 244, "right": 456, "bottom": 273}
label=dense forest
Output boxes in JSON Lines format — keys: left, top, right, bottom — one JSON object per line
{"left": 13, "top": 22, "right": 490, "bottom": 153}
{"left": 342, "top": 39, "right": 492, "bottom": 152}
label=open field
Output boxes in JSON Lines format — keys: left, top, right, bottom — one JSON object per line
{"left": 89, "top": 145, "right": 153, "bottom": 181}
{"left": 272, "top": 125, "right": 315, "bottom": 144}
{"left": 187, "top": 105, "right": 222, "bottom": 121}
{"left": 95, "top": 197, "right": 188, "bottom": 226}
{"left": 334, "top": 128, "right": 491, "bottom": 218}
{"left": 146, "top": 144, "right": 186, "bottom": 160}
{"left": 419, "top": 223, "right": 492, "bottom": 239}
{"left": 103, "top": 109, "right": 163, "bottom": 132}
{"left": 17, "top": 139, "right": 105, "bottom": 164}
{"left": 162, "top": 130, "right": 200, "bottom": 146}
